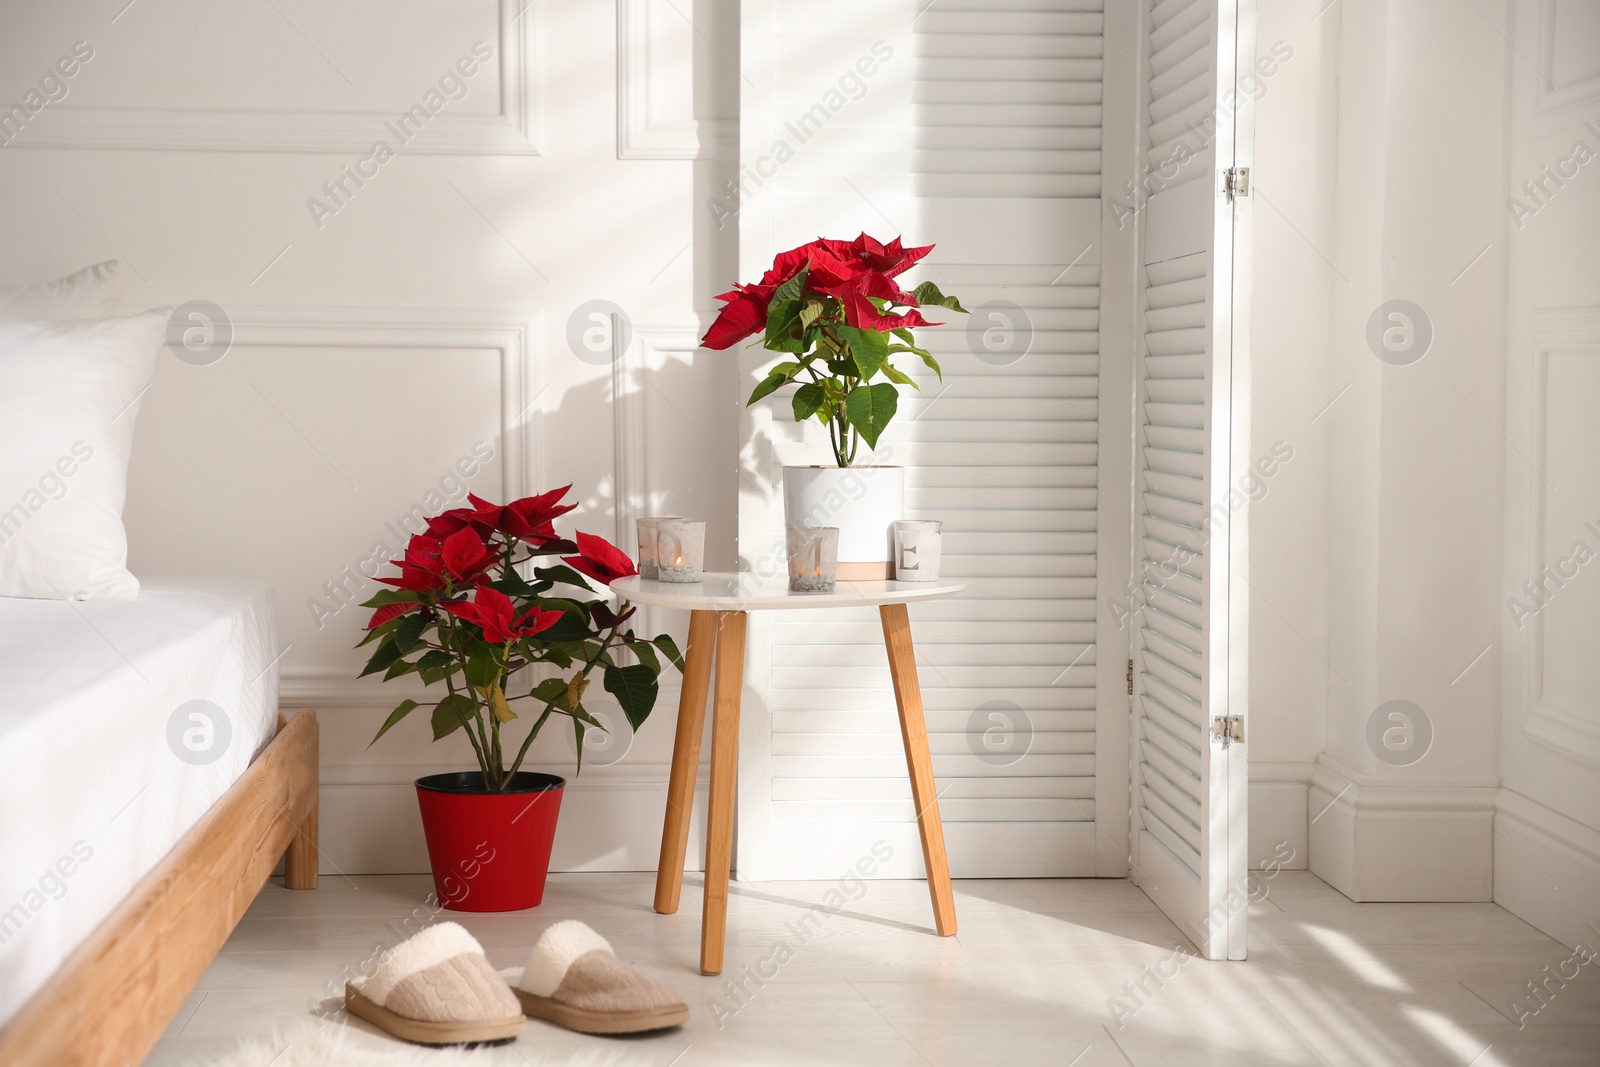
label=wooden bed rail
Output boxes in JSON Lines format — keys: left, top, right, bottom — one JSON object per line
{"left": 0, "top": 708, "right": 320, "bottom": 1067}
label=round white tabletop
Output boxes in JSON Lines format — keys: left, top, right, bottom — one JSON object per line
{"left": 610, "top": 573, "right": 965, "bottom": 611}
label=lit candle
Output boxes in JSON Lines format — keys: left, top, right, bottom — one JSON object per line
{"left": 656, "top": 520, "right": 705, "bottom": 583}
{"left": 787, "top": 527, "right": 838, "bottom": 594}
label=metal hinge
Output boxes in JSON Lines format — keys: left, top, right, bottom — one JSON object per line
{"left": 1127, "top": 659, "right": 1134, "bottom": 696}
{"left": 1211, "top": 715, "right": 1244, "bottom": 746}
{"left": 1224, "top": 166, "right": 1250, "bottom": 201}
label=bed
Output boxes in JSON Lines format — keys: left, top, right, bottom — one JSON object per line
{"left": 0, "top": 577, "right": 318, "bottom": 1066}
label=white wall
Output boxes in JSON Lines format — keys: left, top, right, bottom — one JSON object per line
{"left": 1242, "top": 0, "right": 1338, "bottom": 870}
{"left": 1308, "top": 0, "right": 1511, "bottom": 901}
{"left": 1494, "top": 0, "right": 1600, "bottom": 948}
{"left": 1255, "top": 0, "right": 1600, "bottom": 926}
{"left": 0, "top": 0, "right": 740, "bottom": 873}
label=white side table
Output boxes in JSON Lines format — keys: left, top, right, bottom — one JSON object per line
{"left": 610, "top": 573, "right": 967, "bottom": 975}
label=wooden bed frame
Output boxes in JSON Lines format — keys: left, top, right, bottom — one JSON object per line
{"left": 0, "top": 708, "right": 320, "bottom": 1067}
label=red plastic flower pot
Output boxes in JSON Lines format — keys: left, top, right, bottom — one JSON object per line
{"left": 414, "top": 771, "right": 565, "bottom": 912}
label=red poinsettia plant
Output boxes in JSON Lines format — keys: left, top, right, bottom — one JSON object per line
{"left": 356, "top": 486, "right": 682, "bottom": 791}
{"left": 701, "top": 232, "right": 966, "bottom": 467}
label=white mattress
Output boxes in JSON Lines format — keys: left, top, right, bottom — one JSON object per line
{"left": 0, "top": 578, "right": 279, "bottom": 1026}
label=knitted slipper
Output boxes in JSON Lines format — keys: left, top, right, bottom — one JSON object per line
{"left": 502, "top": 921, "right": 688, "bottom": 1034}
{"left": 344, "top": 922, "right": 526, "bottom": 1045}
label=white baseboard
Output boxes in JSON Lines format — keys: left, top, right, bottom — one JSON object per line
{"left": 1307, "top": 756, "right": 1497, "bottom": 901}
{"left": 1249, "top": 762, "right": 1313, "bottom": 870}
{"left": 1494, "top": 787, "right": 1600, "bottom": 950}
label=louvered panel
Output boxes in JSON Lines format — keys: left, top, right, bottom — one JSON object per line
{"left": 919, "top": 10, "right": 1105, "bottom": 36}
{"left": 757, "top": 0, "right": 1106, "bottom": 873}
{"left": 1145, "top": 353, "right": 1207, "bottom": 379}
{"left": 1139, "top": 765, "right": 1202, "bottom": 835}
{"left": 773, "top": 776, "right": 1097, "bottom": 802}
{"left": 1139, "top": 801, "right": 1201, "bottom": 869}
{"left": 1141, "top": 601, "right": 1202, "bottom": 654}
{"left": 1143, "top": 584, "right": 1202, "bottom": 631}
{"left": 772, "top": 730, "right": 1097, "bottom": 759}
{"left": 1140, "top": 769, "right": 1201, "bottom": 839}
{"left": 1144, "top": 493, "right": 1204, "bottom": 530}
{"left": 918, "top": 103, "right": 1102, "bottom": 127}
{"left": 1146, "top": 274, "right": 1209, "bottom": 307}
{"left": 773, "top": 642, "right": 1089, "bottom": 670}
{"left": 1145, "top": 327, "right": 1209, "bottom": 358}
{"left": 1133, "top": 5, "right": 1216, "bottom": 878}
{"left": 772, "top": 755, "right": 1098, "bottom": 780}
{"left": 1142, "top": 672, "right": 1204, "bottom": 729}
{"left": 1142, "top": 694, "right": 1205, "bottom": 748}
{"left": 776, "top": 798, "right": 1096, "bottom": 823}
{"left": 914, "top": 466, "right": 1100, "bottom": 489}
{"left": 771, "top": 709, "right": 1099, "bottom": 735}
{"left": 1144, "top": 514, "right": 1205, "bottom": 554}
{"left": 1145, "top": 423, "right": 1205, "bottom": 452}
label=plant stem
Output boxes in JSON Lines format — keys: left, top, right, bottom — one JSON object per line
{"left": 440, "top": 658, "right": 492, "bottom": 783}
{"left": 505, "top": 621, "right": 624, "bottom": 778}
{"left": 440, "top": 614, "right": 496, "bottom": 782}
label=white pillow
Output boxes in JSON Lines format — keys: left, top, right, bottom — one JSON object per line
{"left": 0, "top": 260, "right": 124, "bottom": 320}
{"left": 0, "top": 310, "right": 167, "bottom": 600}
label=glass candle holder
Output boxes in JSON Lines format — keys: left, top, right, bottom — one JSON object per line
{"left": 786, "top": 527, "right": 839, "bottom": 594}
{"left": 893, "top": 519, "right": 943, "bottom": 582}
{"left": 635, "top": 516, "right": 683, "bottom": 580}
{"left": 655, "top": 519, "right": 706, "bottom": 583}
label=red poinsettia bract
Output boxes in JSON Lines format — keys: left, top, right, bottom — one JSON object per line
{"left": 439, "top": 585, "right": 562, "bottom": 644}
{"left": 562, "top": 531, "right": 640, "bottom": 586}
{"left": 700, "top": 233, "right": 938, "bottom": 350}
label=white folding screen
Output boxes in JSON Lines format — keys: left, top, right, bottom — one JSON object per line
{"left": 736, "top": 0, "right": 1133, "bottom": 880}
{"left": 1129, "top": 0, "right": 1252, "bottom": 959}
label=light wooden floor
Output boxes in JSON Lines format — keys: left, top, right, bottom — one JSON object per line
{"left": 148, "top": 871, "right": 1599, "bottom": 1066}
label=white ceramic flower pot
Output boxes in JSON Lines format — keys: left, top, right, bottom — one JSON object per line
{"left": 782, "top": 465, "right": 904, "bottom": 580}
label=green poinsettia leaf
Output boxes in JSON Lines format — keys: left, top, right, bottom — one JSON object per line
{"left": 360, "top": 589, "right": 419, "bottom": 609}
{"left": 911, "top": 280, "right": 968, "bottom": 314}
{"left": 359, "top": 636, "right": 403, "bottom": 678}
{"left": 370, "top": 699, "right": 419, "bottom": 746}
{"left": 626, "top": 639, "right": 661, "bottom": 675}
{"left": 392, "top": 612, "right": 430, "bottom": 655}
{"left": 653, "top": 633, "right": 685, "bottom": 672}
{"left": 881, "top": 362, "right": 919, "bottom": 389}
{"left": 463, "top": 641, "right": 500, "bottom": 688}
{"left": 792, "top": 382, "right": 827, "bottom": 422}
{"left": 604, "top": 663, "right": 660, "bottom": 731}
{"left": 844, "top": 383, "right": 899, "bottom": 450}
{"left": 531, "top": 675, "right": 570, "bottom": 709}
{"left": 430, "top": 693, "right": 477, "bottom": 740}
{"left": 747, "top": 371, "right": 791, "bottom": 406}
{"left": 417, "top": 649, "right": 453, "bottom": 672}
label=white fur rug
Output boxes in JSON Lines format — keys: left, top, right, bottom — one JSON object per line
{"left": 189, "top": 1019, "right": 633, "bottom": 1067}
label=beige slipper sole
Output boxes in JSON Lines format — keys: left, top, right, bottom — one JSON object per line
{"left": 345, "top": 983, "right": 525, "bottom": 1045}
{"left": 514, "top": 987, "right": 688, "bottom": 1034}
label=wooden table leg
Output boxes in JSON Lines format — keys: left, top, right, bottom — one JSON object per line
{"left": 701, "top": 610, "right": 747, "bottom": 975}
{"left": 655, "top": 609, "right": 718, "bottom": 915}
{"left": 880, "top": 603, "right": 958, "bottom": 936}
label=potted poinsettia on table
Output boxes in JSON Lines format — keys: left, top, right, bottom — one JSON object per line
{"left": 701, "top": 233, "right": 966, "bottom": 578}
{"left": 357, "top": 486, "right": 681, "bottom": 911}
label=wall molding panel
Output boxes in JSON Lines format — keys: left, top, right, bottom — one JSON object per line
{"left": 15, "top": 0, "right": 542, "bottom": 154}
{"left": 1517, "top": 308, "right": 1600, "bottom": 768}
{"left": 616, "top": 0, "right": 735, "bottom": 159}
{"left": 220, "top": 305, "right": 541, "bottom": 501}
{"left": 1533, "top": 0, "right": 1600, "bottom": 132}
{"left": 611, "top": 323, "right": 702, "bottom": 549}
